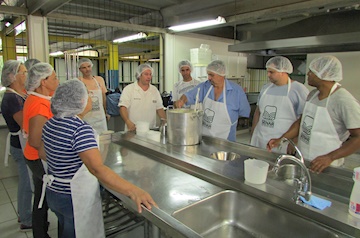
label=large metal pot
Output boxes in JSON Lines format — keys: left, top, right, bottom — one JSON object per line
{"left": 167, "top": 108, "right": 203, "bottom": 145}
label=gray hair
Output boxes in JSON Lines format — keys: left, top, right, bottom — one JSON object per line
{"left": 135, "top": 64, "right": 153, "bottom": 80}
{"left": 78, "top": 58, "right": 93, "bottom": 68}
{"left": 207, "top": 60, "right": 226, "bottom": 77}
{"left": 25, "top": 63, "right": 54, "bottom": 92}
{"left": 24, "top": 58, "right": 40, "bottom": 71}
{"left": 266, "top": 56, "right": 293, "bottom": 74}
{"left": 51, "top": 79, "right": 88, "bottom": 118}
{"left": 1, "top": 60, "right": 22, "bottom": 87}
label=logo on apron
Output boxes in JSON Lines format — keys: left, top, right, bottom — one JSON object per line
{"left": 299, "top": 115, "right": 314, "bottom": 144}
{"left": 261, "top": 105, "right": 277, "bottom": 128}
{"left": 203, "top": 108, "right": 215, "bottom": 129}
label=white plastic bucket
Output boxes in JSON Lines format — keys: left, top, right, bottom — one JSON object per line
{"left": 244, "top": 159, "right": 269, "bottom": 184}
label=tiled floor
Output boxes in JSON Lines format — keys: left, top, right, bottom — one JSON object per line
{"left": 0, "top": 128, "right": 58, "bottom": 238}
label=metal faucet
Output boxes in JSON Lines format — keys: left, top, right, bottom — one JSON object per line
{"left": 280, "top": 137, "right": 304, "bottom": 164}
{"left": 272, "top": 154, "right": 312, "bottom": 202}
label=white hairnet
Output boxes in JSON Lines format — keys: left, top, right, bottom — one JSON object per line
{"left": 26, "top": 63, "right": 54, "bottom": 92}
{"left": 51, "top": 79, "right": 88, "bottom": 118}
{"left": 78, "top": 58, "right": 93, "bottom": 68}
{"left": 178, "top": 60, "right": 193, "bottom": 72}
{"left": 266, "top": 56, "right": 293, "bottom": 74}
{"left": 24, "top": 58, "right": 40, "bottom": 70}
{"left": 135, "top": 64, "right": 153, "bottom": 80}
{"left": 309, "top": 55, "right": 342, "bottom": 82}
{"left": 206, "top": 60, "right": 226, "bottom": 77}
{"left": 1, "top": 60, "right": 22, "bottom": 87}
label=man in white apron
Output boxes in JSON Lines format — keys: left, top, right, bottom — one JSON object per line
{"left": 251, "top": 56, "right": 308, "bottom": 153}
{"left": 39, "top": 79, "right": 156, "bottom": 238}
{"left": 78, "top": 58, "right": 108, "bottom": 135}
{"left": 268, "top": 56, "right": 360, "bottom": 173}
{"left": 173, "top": 60, "right": 201, "bottom": 101}
{"left": 175, "top": 60, "right": 250, "bottom": 141}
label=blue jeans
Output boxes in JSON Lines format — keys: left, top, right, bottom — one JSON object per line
{"left": 46, "top": 189, "right": 75, "bottom": 238}
{"left": 10, "top": 146, "right": 32, "bottom": 226}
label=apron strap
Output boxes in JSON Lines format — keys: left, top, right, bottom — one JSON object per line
{"left": 39, "top": 174, "right": 54, "bottom": 209}
{"left": 38, "top": 174, "right": 71, "bottom": 208}
{"left": 4, "top": 131, "right": 22, "bottom": 167}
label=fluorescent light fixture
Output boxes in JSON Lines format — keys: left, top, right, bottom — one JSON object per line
{"left": 121, "top": 56, "right": 140, "bottom": 60}
{"left": 76, "top": 45, "right": 92, "bottom": 52}
{"left": 168, "top": 16, "right": 226, "bottom": 32}
{"left": 113, "top": 32, "right": 147, "bottom": 43}
{"left": 5, "top": 22, "right": 11, "bottom": 27}
{"left": 15, "top": 22, "right": 26, "bottom": 36}
{"left": 49, "top": 51, "right": 64, "bottom": 56}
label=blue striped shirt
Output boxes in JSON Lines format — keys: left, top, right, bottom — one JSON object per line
{"left": 42, "top": 116, "right": 98, "bottom": 194}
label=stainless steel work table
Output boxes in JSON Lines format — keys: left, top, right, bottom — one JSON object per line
{"left": 101, "top": 132, "right": 360, "bottom": 237}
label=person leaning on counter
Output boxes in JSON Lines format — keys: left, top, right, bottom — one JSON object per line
{"left": 175, "top": 60, "right": 250, "bottom": 142}
{"left": 250, "top": 56, "right": 309, "bottom": 153}
{"left": 268, "top": 55, "right": 360, "bottom": 173}
{"left": 118, "top": 64, "right": 166, "bottom": 131}
{"left": 40, "top": 79, "right": 157, "bottom": 238}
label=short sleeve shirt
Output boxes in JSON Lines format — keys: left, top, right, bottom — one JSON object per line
{"left": 23, "top": 94, "right": 53, "bottom": 160}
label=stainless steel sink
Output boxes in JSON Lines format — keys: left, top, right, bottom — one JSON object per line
{"left": 209, "top": 151, "right": 240, "bottom": 161}
{"left": 173, "top": 190, "right": 342, "bottom": 238}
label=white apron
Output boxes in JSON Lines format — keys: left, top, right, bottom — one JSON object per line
{"left": 83, "top": 77, "right": 108, "bottom": 135}
{"left": 202, "top": 83, "right": 235, "bottom": 140}
{"left": 250, "top": 78, "right": 297, "bottom": 153}
{"left": 3, "top": 88, "right": 28, "bottom": 164}
{"left": 298, "top": 83, "right": 344, "bottom": 166}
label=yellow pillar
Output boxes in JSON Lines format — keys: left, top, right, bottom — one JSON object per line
{"left": 1, "top": 33, "right": 17, "bottom": 61}
{"left": 107, "top": 43, "right": 119, "bottom": 89}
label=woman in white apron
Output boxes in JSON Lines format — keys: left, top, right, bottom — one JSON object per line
{"left": 78, "top": 58, "right": 108, "bottom": 135}
{"left": 40, "top": 79, "right": 156, "bottom": 238}
{"left": 23, "top": 63, "right": 59, "bottom": 238}
{"left": 1, "top": 60, "right": 33, "bottom": 231}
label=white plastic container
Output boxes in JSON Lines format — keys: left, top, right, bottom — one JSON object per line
{"left": 190, "top": 47, "right": 212, "bottom": 66}
{"left": 136, "top": 121, "right": 150, "bottom": 135}
{"left": 349, "top": 167, "right": 360, "bottom": 219}
{"left": 244, "top": 159, "right": 269, "bottom": 184}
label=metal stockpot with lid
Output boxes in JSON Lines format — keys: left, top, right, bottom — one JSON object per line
{"left": 167, "top": 108, "right": 203, "bottom": 145}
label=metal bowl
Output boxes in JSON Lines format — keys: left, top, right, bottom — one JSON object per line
{"left": 277, "top": 164, "right": 303, "bottom": 180}
{"left": 210, "top": 151, "right": 240, "bottom": 161}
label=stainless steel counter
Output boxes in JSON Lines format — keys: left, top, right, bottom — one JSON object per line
{"left": 101, "top": 132, "right": 360, "bottom": 237}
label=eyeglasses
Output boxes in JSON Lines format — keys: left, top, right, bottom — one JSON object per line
{"left": 16, "top": 71, "right": 28, "bottom": 76}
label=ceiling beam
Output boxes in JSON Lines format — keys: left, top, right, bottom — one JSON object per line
{"left": 47, "top": 13, "right": 166, "bottom": 34}
{"left": 26, "top": 0, "right": 71, "bottom": 15}
{"left": 226, "top": 0, "right": 360, "bottom": 26}
{"left": 0, "top": 5, "right": 27, "bottom": 15}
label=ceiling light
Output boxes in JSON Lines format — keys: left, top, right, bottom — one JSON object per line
{"left": 168, "top": 16, "right": 226, "bottom": 32}
{"left": 15, "top": 22, "right": 26, "bottom": 36}
{"left": 113, "top": 32, "right": 147, "bottom": 43}
{"left": 5, "top": 22, "right": 11, "bottom": 27}
{"left": 49, "top": 51, "right": 64, "bottom": 56}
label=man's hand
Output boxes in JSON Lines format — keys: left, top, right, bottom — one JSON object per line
{"left": 126, "top": 120, "right": 136, "bottom": 131}
{"left": 267, "top": 138, "right": 282, "bottom": 152}
{"left": 310, "top": 155, "right": 333, "bottom": 173}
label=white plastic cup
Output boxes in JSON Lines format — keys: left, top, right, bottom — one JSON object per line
{"left": 136, "top": 121, "right": 150, "bottom": 134}
{"left": 244, "top": 159, "right": 269, "bottom": 184}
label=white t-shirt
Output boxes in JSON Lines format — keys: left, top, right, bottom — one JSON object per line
{"left": 173, "top": 78, "right": 201, "bottom": 101}
{"left": 118, "top": 82, "right": 163, "bottom": 128}
{"left": 257, "top": 81, "right": 309, "bottom": 117}
{"left": 307, "top": 87, "right": 360, "bottom": 142}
